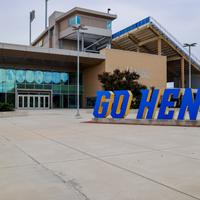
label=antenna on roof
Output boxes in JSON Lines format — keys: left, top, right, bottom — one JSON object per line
{"left": 107, "top": 8, "right": 111, "bottom": 14}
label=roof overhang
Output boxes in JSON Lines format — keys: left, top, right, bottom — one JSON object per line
{"left": 56, "top": 7, "right": 117, "bottom": 22}
{"left": 0, "top": 42, "right": 105, "bottom": 68}
{"left": 112, "top": 17, "right": 200, "bottom": 72}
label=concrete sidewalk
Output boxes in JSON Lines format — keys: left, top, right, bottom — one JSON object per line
{"left": 0, "top": 109, "right": 200, "bottom": 200}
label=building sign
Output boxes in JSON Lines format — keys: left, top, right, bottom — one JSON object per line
{"left": 93, "top": 89, "right": 200, "bottom": 121}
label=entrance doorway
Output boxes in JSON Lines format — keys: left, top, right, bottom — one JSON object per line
{"left": 18, "top": 94, "right": 50, "bottom": 109}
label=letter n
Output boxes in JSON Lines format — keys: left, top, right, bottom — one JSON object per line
{"left": 178, "top": 88, "right": 200, "bottom": 120}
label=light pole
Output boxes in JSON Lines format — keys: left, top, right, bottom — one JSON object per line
{"left": 72, "top": 24, "right": 87, "bottom": 117}
{"left": 45, "top": 0, "right": 49, "bottom": 29}
{"left": 183, "top": 43, "right": 197, "bottom": 88}
{"left": 29, "top": 10, "right": 35, "bottom": 45}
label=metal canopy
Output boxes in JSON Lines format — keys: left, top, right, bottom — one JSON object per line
{"left": 112, "top": 17, "right": 200, "bottom": 72}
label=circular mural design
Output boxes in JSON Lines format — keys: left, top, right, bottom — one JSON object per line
{"left": 52, "top": 72, "right": 60, "bottom": 84}
{"left": 35, "top": 71, "right": 44, "bottom": 84}
{"left": 6, "top": 69, "right": 15, "bottom": 91}
{"left": 26, "top": 70, "right": 35, "bottom": 83}
{"left": 16, "top": 70, "right": 26, "bottom": 83}
{"left": 0, "top": 69, "right": 6, "bottom": 83}
{"left": 44, "top": 72, "right": 52, "bottom": 84}
{"left": 61, "top": 73, "right": 68, "bottom": 82}
{"left": 6, "top": 69, "right": 15, "bottom": 83}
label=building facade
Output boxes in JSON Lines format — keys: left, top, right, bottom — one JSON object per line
{"left": 0, "top": 7, "right": 199, "bottom": 109}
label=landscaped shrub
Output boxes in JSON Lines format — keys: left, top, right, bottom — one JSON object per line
{"left": 98, "top": 69, "right": 147, "bottom": 109}
{"left": 0, "top": 103, "right": 14, "bottom": 112}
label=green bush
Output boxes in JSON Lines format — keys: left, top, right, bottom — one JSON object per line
{"left": 0, "top": 103, "right": 14, "bottom": 112}
{"left": 98, "top": 69, "right": 147, "bottom": 109}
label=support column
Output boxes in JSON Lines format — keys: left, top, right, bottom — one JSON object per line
{"left": 181, "top": 57, "right": 185, "bottom": 88}
{"left": 157, "top": 38, "right": 162, "bottom": 55}
{"left": 53, "top": 23, "right": 59, "bottom": 48}
{"left": 81, "top": 33, "right": 84, "bottom": 51}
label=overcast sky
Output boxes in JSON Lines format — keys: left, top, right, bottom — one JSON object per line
{"left": 0, "top": 0, "right": 199, "bottom": 57}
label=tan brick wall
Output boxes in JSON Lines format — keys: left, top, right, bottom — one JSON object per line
{"left": 104, "top": 48, "right": 167, "bottom": 89}
{"left": 82, "top": 48, "right": 167, "bottom": 107}
{"left": 82, "top": 62, "right": 105, "bottom": 107}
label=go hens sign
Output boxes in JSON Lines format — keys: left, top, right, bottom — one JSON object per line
{"left": 93, "top": 89, "right": 200, "bottom": 121}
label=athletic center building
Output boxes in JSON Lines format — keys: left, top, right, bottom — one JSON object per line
{"left": 0, "top": 7, "right": 200, "bottom": 109}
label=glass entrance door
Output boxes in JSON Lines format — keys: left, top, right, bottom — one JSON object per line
{"left": 18, "top": 94, "right": 50, "bottom": 109}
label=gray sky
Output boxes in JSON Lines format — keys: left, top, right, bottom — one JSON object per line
{"left": 0, "top": 0, "right": 200, "bottom": 57}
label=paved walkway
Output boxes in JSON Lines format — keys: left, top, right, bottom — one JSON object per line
{"left": 0, "top": 109, "right": 200, "bottom": 200}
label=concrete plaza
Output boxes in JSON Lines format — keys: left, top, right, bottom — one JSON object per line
{"left": 0, "top": 109, "right": 200, "bottom": 200}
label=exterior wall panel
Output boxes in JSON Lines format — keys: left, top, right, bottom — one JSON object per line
{"left": 82, "top": 62, "right": 105, "bottom": 107}
{"left": 82, "top": 48, "right": 167, "bottom": 107}
{"left": 104, "top": 49, "right": 167, "bottom": 89}
{"left": 80, "top": 14, "right": 107, "bottom": 29}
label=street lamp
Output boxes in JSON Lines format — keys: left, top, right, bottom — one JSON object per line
{"left": 45, "top": 0, "right": 49, "bottom": 29}
{"left": 29, "top": 10, "right": 35, "bottom": 45}
{"left": 72, "top": 24, "right": 88, "bottom": 118}
{"left": 183, "top": 43, "right": 197, "bottom": 88}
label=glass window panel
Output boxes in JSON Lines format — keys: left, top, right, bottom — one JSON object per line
{"left": 24, "top": 96, "right": 28, "bottom": 108}
{"left": 26, "top": 84, "right": 35, "bottom": 89}
{"left": 16, "top": 70, "right": 26, "bottom": 83}
{"left": 53, "top": 85, "right": 60, "bottom": 94}
{"left": 43, "top": 84, "right": 52, "bottom": 90}
{"left": 45, "top": 96, "right": 49, "bottom": 108}
{"left": 0, "top": 93, "right": 5, "bottom": 103}
{"left": 40, "top": 96, "right": 44, "bottom": 108}
{"left": 19, "top": 96, "right": 23, "bottom": 108}
{"left": 0, "top": 83, "right": 3, "bottom": 93}
{"left": 69, "top": 16, "right": 75, "bottom": 26}
{"left": 69, "top": 95, "right": 81, "bottom": 108}
{"left": 69, "top": 17, "right": 75, "bottom": 26}
{"left": 7, "top": 93, "right": 15, "bottom": 107}
{"left": 0, "top": 69, "right": 6, "bottom": 83}
{"left": 69, "top": 73, "right": 76, "bottom": 85}
{"left": 69, "top": 85, "right": 76, "bottom": 93}
{"left": 68, "top": 16, "right": 80, "bottom": 26}
{"left": 44, "top": 72, "right": 52, "bottom": 83}
{"left": 52, "top": 72, "right": 60, "bottom": 84}
{"left": 26, "top": 70, "right": 35, "bottom": 83}
{"left": 6, "top": 83, "right": 15, "bottom": 93}
{"left": 35, "top": 84, "right": 44, "bottom": 89}
{"left": 17, "top": 84, "right": 26, "bottom": 89}
{"left": 30, "top": 96, "right": 34, "bottom": 108}
{"left": 76, "top": 16, "right": 80, "bottom": 24}
{"left": 53, "top": 94, "right": 60, "bottom": 108}
{"left": 63, "top": 95, "right": 69, "bottom": 108}
{"left": 6, "top": 69, "right": 15, "bottom": 83}
{"left": 61, "top": 85, "right": 68, "bottom": 94}
{"left": 69, "top": 95, "right": 76, "bottom": 108}
{"left": 35, "top": 96, "right": 39, "bottom": 108}
{"left": 0, "top": 82, "right": 7, "bottom": 93}
{"left": 61, "top": 73, "right": 68, "bottom": 83}
{"left": 107, "top": 21, "right": 112, "bottom": 29}
{"left": 35, "top": 71, "right": 44, "bottom": 84}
